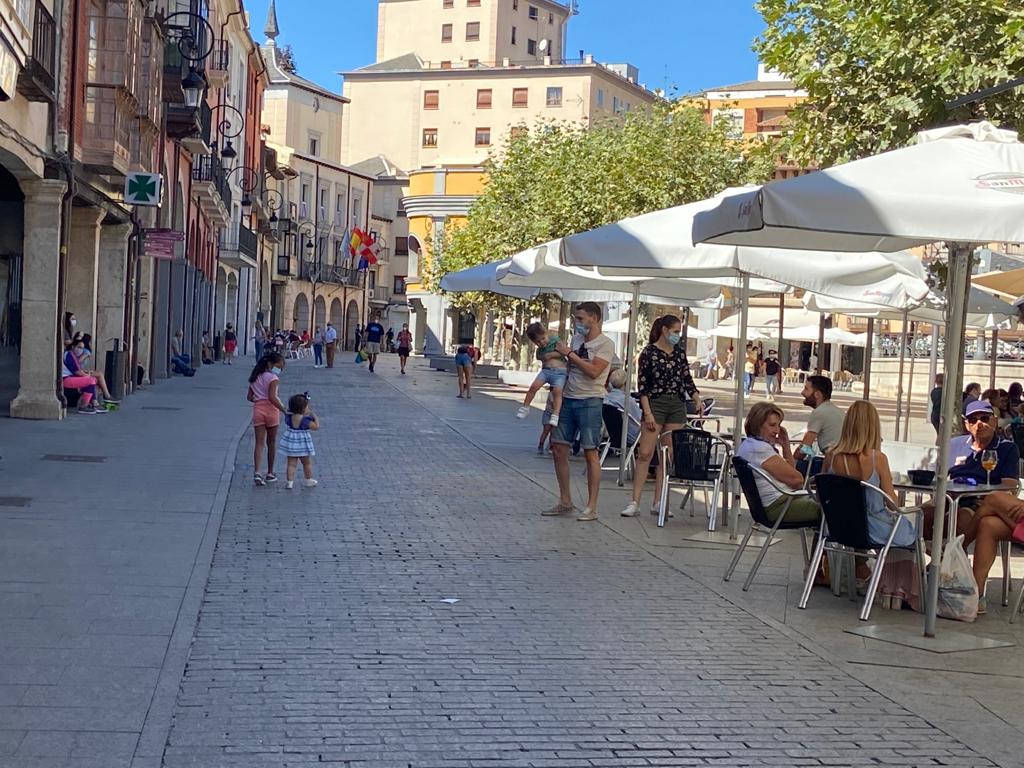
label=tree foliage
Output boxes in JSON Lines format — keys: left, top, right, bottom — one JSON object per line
{"left": 756, "top": 0, "right": 1024, "bottom": 166}
{"left": 424, "top": 101, "right": 773, "bottom": 312}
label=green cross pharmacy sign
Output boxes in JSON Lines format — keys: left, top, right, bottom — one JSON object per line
{"left": 124, "top": 172, "right": 162, "bottom": 206}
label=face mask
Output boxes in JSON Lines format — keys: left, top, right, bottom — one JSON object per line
{"left": 271, "top": 366, "right": 282, "bottom": 375}
{"left": 70, "top": 318, "right": 77, "bottom": 327}
{"left": 574, "top": 322, "right": 589, "bottom": 336}
{"left": 667, "top": 333, "right": 682, "bottom": 346}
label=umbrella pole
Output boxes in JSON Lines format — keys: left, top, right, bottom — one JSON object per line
{"left": 729, "top": 273, "right": 751, "bottom": 539}
{"left": 903, "top": 322, "right": 917, "bottom": 439}
{"left": 862, "top": 318, "right": 874, "bottom": 400}
{"left": 925, "top": 243, "right": 973, "bottom": 638}
{"left": 618, "top": 283, "right": 641, "bottom": 486}
{"left": 777, "top": 293, "right": 785, "bottom": 386}
{"left": 989, "top": 328, "right": 999, "bottom": 390}
{"left": 894, "top": 310, "right": 909, "bottom": 441}
{"left": 816, "top": 315, "right": 825, "bottom": 374}
{"left": 928, "top": 324, "right": 939, "bottom": 395}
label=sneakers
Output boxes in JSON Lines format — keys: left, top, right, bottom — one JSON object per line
{"left": 516, "top": 406, "right": 530, "bottom": 419}
{"left": 254, "top": 474, "right": 265, "bottom": 486}
{"left": 548, "top": 413, "right": 559, "bottom": 427}
{"left": 265, "top": 473, "right": 278, "bottom": 484}
{"left": 285, "top": 480, "right": 294, "bottom": 490}
{"left": 303, "top": 479, "right": 318, "bottom": 488}
{"left": 620, "top": 501, "right": 640, "bottom": 517}
{"left": 576, "top": 507, "right": 598, "bottom": 522}
{"left": 536, "top": 446, "right": 547, "bottom": 456}
{"left": 541, "top": 503, "right": 576, "bottom": 516}
{"left": 77, "top": 405, "right": 97, "bottom": 415}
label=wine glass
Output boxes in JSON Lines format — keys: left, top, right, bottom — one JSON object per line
{"left": 981, "top": 450, "right": 998, "bottom": 486}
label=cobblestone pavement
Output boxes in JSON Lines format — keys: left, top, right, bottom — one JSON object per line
{"left": 163, "top": 358, "right": 993, "bottom": 767}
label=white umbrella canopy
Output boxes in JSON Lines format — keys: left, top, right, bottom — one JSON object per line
{"left": 803, "top": 288, "right": 1018, "bottom": 329}
{"left": 782, "top": 324, "right": 866, "bottom": 347}
{"left": 693, "top": 122, "right": 1024, "bottom": 252}
{"left": 440, "top": 261, "right": 539, "bottom": 300}
{"left": 707, "top": 325, "right": 770, "bottom": 341}
{"left": 715, "top": 306, "right": 822, "bottom": 330}
{"left": 557, "top": 195, "right": 931, "bottom": 309}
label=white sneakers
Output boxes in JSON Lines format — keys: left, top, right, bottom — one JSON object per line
{"left": 620, "top": 501, "right": 639, "bottom": 517}
{"left": 285, "top": 479, "right": 318, "bottom": 490}
{"left": 516, "top": 406, "right": 530, "bottom": 419}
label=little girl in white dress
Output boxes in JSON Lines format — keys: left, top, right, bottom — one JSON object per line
{"left": 279, "top": 392, "right": 319, "bottom": 489}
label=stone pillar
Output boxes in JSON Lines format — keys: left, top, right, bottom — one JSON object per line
{"left": 12, "top": 178, "right": 67, "bottom": 420}
{"left": 135, "top": 254, "right": 154, "bottom": 384}
{"left": 64, "top": 206, "right": 103, "bottom": 337}
{"left": 95, "top": 222, "right": 131, "bottom": 361}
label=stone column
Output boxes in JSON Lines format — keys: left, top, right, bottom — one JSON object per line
{"left": 95, "top": 222, "right": 132, "bottom": 363}
{"left": 12, "top": 178, "right": 67, "bottom": 420}
{"left": 135, "top": 254, "right": 154, "bottom": 384}
{"left": 65, "top": 206, "right": 104, "bottom": 338}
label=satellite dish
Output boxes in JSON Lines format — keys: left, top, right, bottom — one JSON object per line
{"left": 538, "top": 38, "right": 549, "bottom": 53}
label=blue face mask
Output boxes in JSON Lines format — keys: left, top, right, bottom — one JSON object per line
{"left": 667, "top": 333, "right": 682, "bottom": 346}
{"left": 271, "top": 366, "right": 282, "bottom": 375}
{"left": 575, "top": 322, "right": 589, "bottom": 336}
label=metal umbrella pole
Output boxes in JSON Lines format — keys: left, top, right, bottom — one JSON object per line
{"left": 617, "top": 282, "right": 641, "bottom": 486}
{"left": 925, "top": 243, "right": 973, "bottom": 637}
{"left": 862, "top": 317, "right": 875, "bottom": 400}
{"left": 728, "top": 273, "right": 751, "bottom": 539}
{"left": 816, "top": 315, "right": 826, "bottom": 373}
{"left": 903, "top": 321, "right": 917, "bottom": 439}
{"left": 893, "top": 309, "right": 910, "bottom": 441}
{"left": 989, "top": 328, "right": 999, "bottom": 390}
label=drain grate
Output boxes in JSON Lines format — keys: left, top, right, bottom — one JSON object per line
{"left": 0, "top": 497, "right": 31, "bottom": 508}
{"left": 42, "top": 454, "right": 106, "bottom": 464}
{"left": 193, "top": 386, "right": 222, "bottom": 391}
{"left": 142, "top": 406, "right": 182, "bottom": 411}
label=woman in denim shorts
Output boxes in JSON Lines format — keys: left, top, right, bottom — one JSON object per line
{"left": 621, "top": 314, "right": 700, "bottom": 518}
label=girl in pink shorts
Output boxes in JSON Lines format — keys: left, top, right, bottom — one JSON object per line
{"left": 247, "top": 352, "right": 287, "bottom": 485}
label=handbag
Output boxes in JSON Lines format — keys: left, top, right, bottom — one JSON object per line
{"left": 355, "top": 349, "right": 368, "bottom": 365}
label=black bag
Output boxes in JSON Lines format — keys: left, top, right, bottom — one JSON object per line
{"left": 183, "top": 367, "right": 197, "bottom": 377}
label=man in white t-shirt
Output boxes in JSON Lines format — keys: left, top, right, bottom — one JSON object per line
{"left": 797, "top": 375, "right": 845, "bottom": 473}
{"left": 324, "top": 322, "right": 338, "bottom": 368}
{"left": 543, "top": 302, "right": 614, "bottom": 522}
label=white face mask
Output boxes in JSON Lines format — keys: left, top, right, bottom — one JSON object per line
{"left": 70, "top": 318, "right": 77, "bottom": 327}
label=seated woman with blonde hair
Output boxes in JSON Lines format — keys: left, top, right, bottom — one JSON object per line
{"left": 824, "top": 400, "right": 919, "bottom": 596}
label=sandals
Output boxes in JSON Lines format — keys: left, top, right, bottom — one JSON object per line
{"left": 254, "top": 473, "right": 265, "bottom": 486}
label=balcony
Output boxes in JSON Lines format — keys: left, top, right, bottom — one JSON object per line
{"left": 205, "top": 38, "right": 229, "bottom": 88}
{"left": 220, "top": 221, "right": 258, "bottom": 269}
{"left": 81, "top": 86, "right": 133, "bottom": 176}
{"left": 180, "top": 99, "right": 212, "bottom": 155}
{"left": 16, "top": 1, "right": 56, "bottom": 102}
{"left": 192, "top": 154, "right": 230, "bottom": 227}
{"left": 135, "top": 16, "right": 163, "bottom": 129}
{"left": 163, "top": 39, "right": 203, "bottom": 139}
{"left": 324, "top": 265, "right": 363, "bottom": 287}
{"left": 369, "top": 286, "right": 393, "bottom": 306}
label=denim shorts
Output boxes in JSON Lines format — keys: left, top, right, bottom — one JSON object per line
{"left": 455, "top": 353, "right": 473, "bottom": 367}
{"left": 536, "top": 367, "right": 568, "bottom": 389}
{"left": 553, "top": 397, "right": 603, "bottom": 450}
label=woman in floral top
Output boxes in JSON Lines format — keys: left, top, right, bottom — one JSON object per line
{"left": 620, "top": 314, "right": 700, "bottom": 518}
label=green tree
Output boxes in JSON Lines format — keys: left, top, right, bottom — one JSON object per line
{"left": 425, "top": 101, "right": 771, "bottom": 309}
{"left": 756, "top": 0, "right": 1024, "bottom": 167}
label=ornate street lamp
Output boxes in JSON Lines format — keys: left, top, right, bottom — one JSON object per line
{"left": 164, "top": 12, "right": 216, "bottom": 107}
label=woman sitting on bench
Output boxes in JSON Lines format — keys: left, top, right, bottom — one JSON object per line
{"left": 63, "top": 339, "right": 103, "bottom": 415}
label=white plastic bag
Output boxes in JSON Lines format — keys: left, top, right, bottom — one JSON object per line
{"left": 937, "top": 534, "right": 979, "bottom": 622}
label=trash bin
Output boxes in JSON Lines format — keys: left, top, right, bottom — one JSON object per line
{"left": 104, "top": 340, "right": 126, "bottom": 401}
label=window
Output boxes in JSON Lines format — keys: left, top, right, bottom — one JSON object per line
{"left": 423, "top": 128, "right": 438, "bottom": 147}
{"left": 511, "top": 25, "right": 516, "bottom": 44}
{"left": 476, "top": 88, "right": 492, "bottom": 108}
{"left": 423, "top": 90, "right": 439, "bottom": 109}
{"left": 549, "top": 12, "right": 553, "bottom": 23}
{"left": 443, "top": 0, "right": 453, "bottom": 7}
{"left": 468, "top": 0, "right": 480, "bottom": 5}
{"left": 467, "top": 58, "right": 479, "bottom": 67}
{"left": 513, "top": 0, "right": 518, "bottom": 9}
{"left": 465, "top": 21, "right": 480, "bottom": 41}
{"left": 546, "top": 86, "right": 562, "bottom": 107}
{"left": 527, "top": 39, "right": 536, "bottom": 55}
{"left": 612, "top": 95, "right": 619, "bottom": 113}
{"left": 510, "top": 126, "right": 528, "bottom": 140}
{"left": 441, "top": 23, "right": 453, "bottom": 42}
{"left": 308, "top": 136, "right": 319, "bottom": 156}
{"left": 596, "top": 88, "right": 604, "bottom": 107}
{"left": 712, "top": 108, "right": 745, "bottom": 139}
{"left": 512, "top": 87, "right": 528, "bottom": 107}
{"left": 475, "top": 127, "right": 491, "bottom": 146}
{"left": 335, "top": 193, "right": 345, "bottom": 225}
{"left": 528, "top": 5, "right": 538, "bottom": 19}
{"left": 440, "top": 60, "right": 452, "bottom": 69}
{"left": 394, "top": 276, "right": 407, "bottom": 295}
{"left": 351, "top": 193, "right": 363, "bottom": 229}
{"left": 395, "top": 237, "right": 409, "bottom": 256}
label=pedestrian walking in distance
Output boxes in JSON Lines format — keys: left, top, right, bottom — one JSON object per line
{"left": 455, "top": 343, "right": 474, "bottom": 398}
{"left": 324, "top": 322, "right": 338, "bottom": 368}
{"left": 396, "top": 323, "right": 413, "bottom": 374}
{"left": 280, "top": 392, "right": 319, "bottom": 490}
{"left": 223, "top": 323, "right": 237, "bottom": 364}
{"left": 312, "top": 326, "right": 325, "bottom": 368}
{"left": 363, "top": 315, "right": 386, "bottom": 372}
{"left": 247, "top": 352, "right": 287, "bottom": 486}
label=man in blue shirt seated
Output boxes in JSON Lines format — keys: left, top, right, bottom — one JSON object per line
{"left": 925, "top": 399, "right": 1020, "bottom": 538}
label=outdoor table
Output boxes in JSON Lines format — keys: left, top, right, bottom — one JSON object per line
{"left": 892, "top": 475, "right": 1009, "bottom": 542}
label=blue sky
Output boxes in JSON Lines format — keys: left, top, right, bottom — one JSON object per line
{"left": 247, "top": 0, "right": 766, "bottom": 96}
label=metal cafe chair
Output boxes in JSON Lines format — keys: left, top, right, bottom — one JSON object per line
{"left": 596, "top": 403, "right": 642, "bottom": 477}
{"left": 800, "top": 473, "right": 924, "bottom": 622}
{"left": 725, "top": 457, "right": 817, "bottom": 591}
{"left": 657, "top": 428, "right": 730, "bottom": 530}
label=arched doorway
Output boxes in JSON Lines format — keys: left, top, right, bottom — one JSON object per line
{"left": 0, "top": 163, "right": 24, "bottom": 416}
{"left": 345, "top": 299, "right": 359, "bottom": 351}
{"left": 292, "top": 293, "right": 309, "bottom": 331}
{"left": 313, "top": 295, "right": 326, "bottom": 330}
{"left": 329, "top": 298, "right": 343, "bottom": 330}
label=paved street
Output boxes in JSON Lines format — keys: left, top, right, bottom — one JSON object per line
{"left": 154, "top": 356, "right": 994, "bottom": 768}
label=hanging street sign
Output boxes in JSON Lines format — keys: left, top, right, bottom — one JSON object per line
{"left": 143, "top": 228, "right": 184, "bottom": 260}
{"left": 125, "top": 172, "right": 163, "bottom": 206}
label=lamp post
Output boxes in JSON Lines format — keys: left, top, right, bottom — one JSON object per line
{"left": 163, "top": 12, "right": 216, "bottom": 106}
{"left": 297, "top": 223, "right": 318, "bottom": 332}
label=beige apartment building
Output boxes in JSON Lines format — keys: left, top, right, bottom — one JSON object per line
{"left": 341, "top": 0, "right": 654, "bottom": 356}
